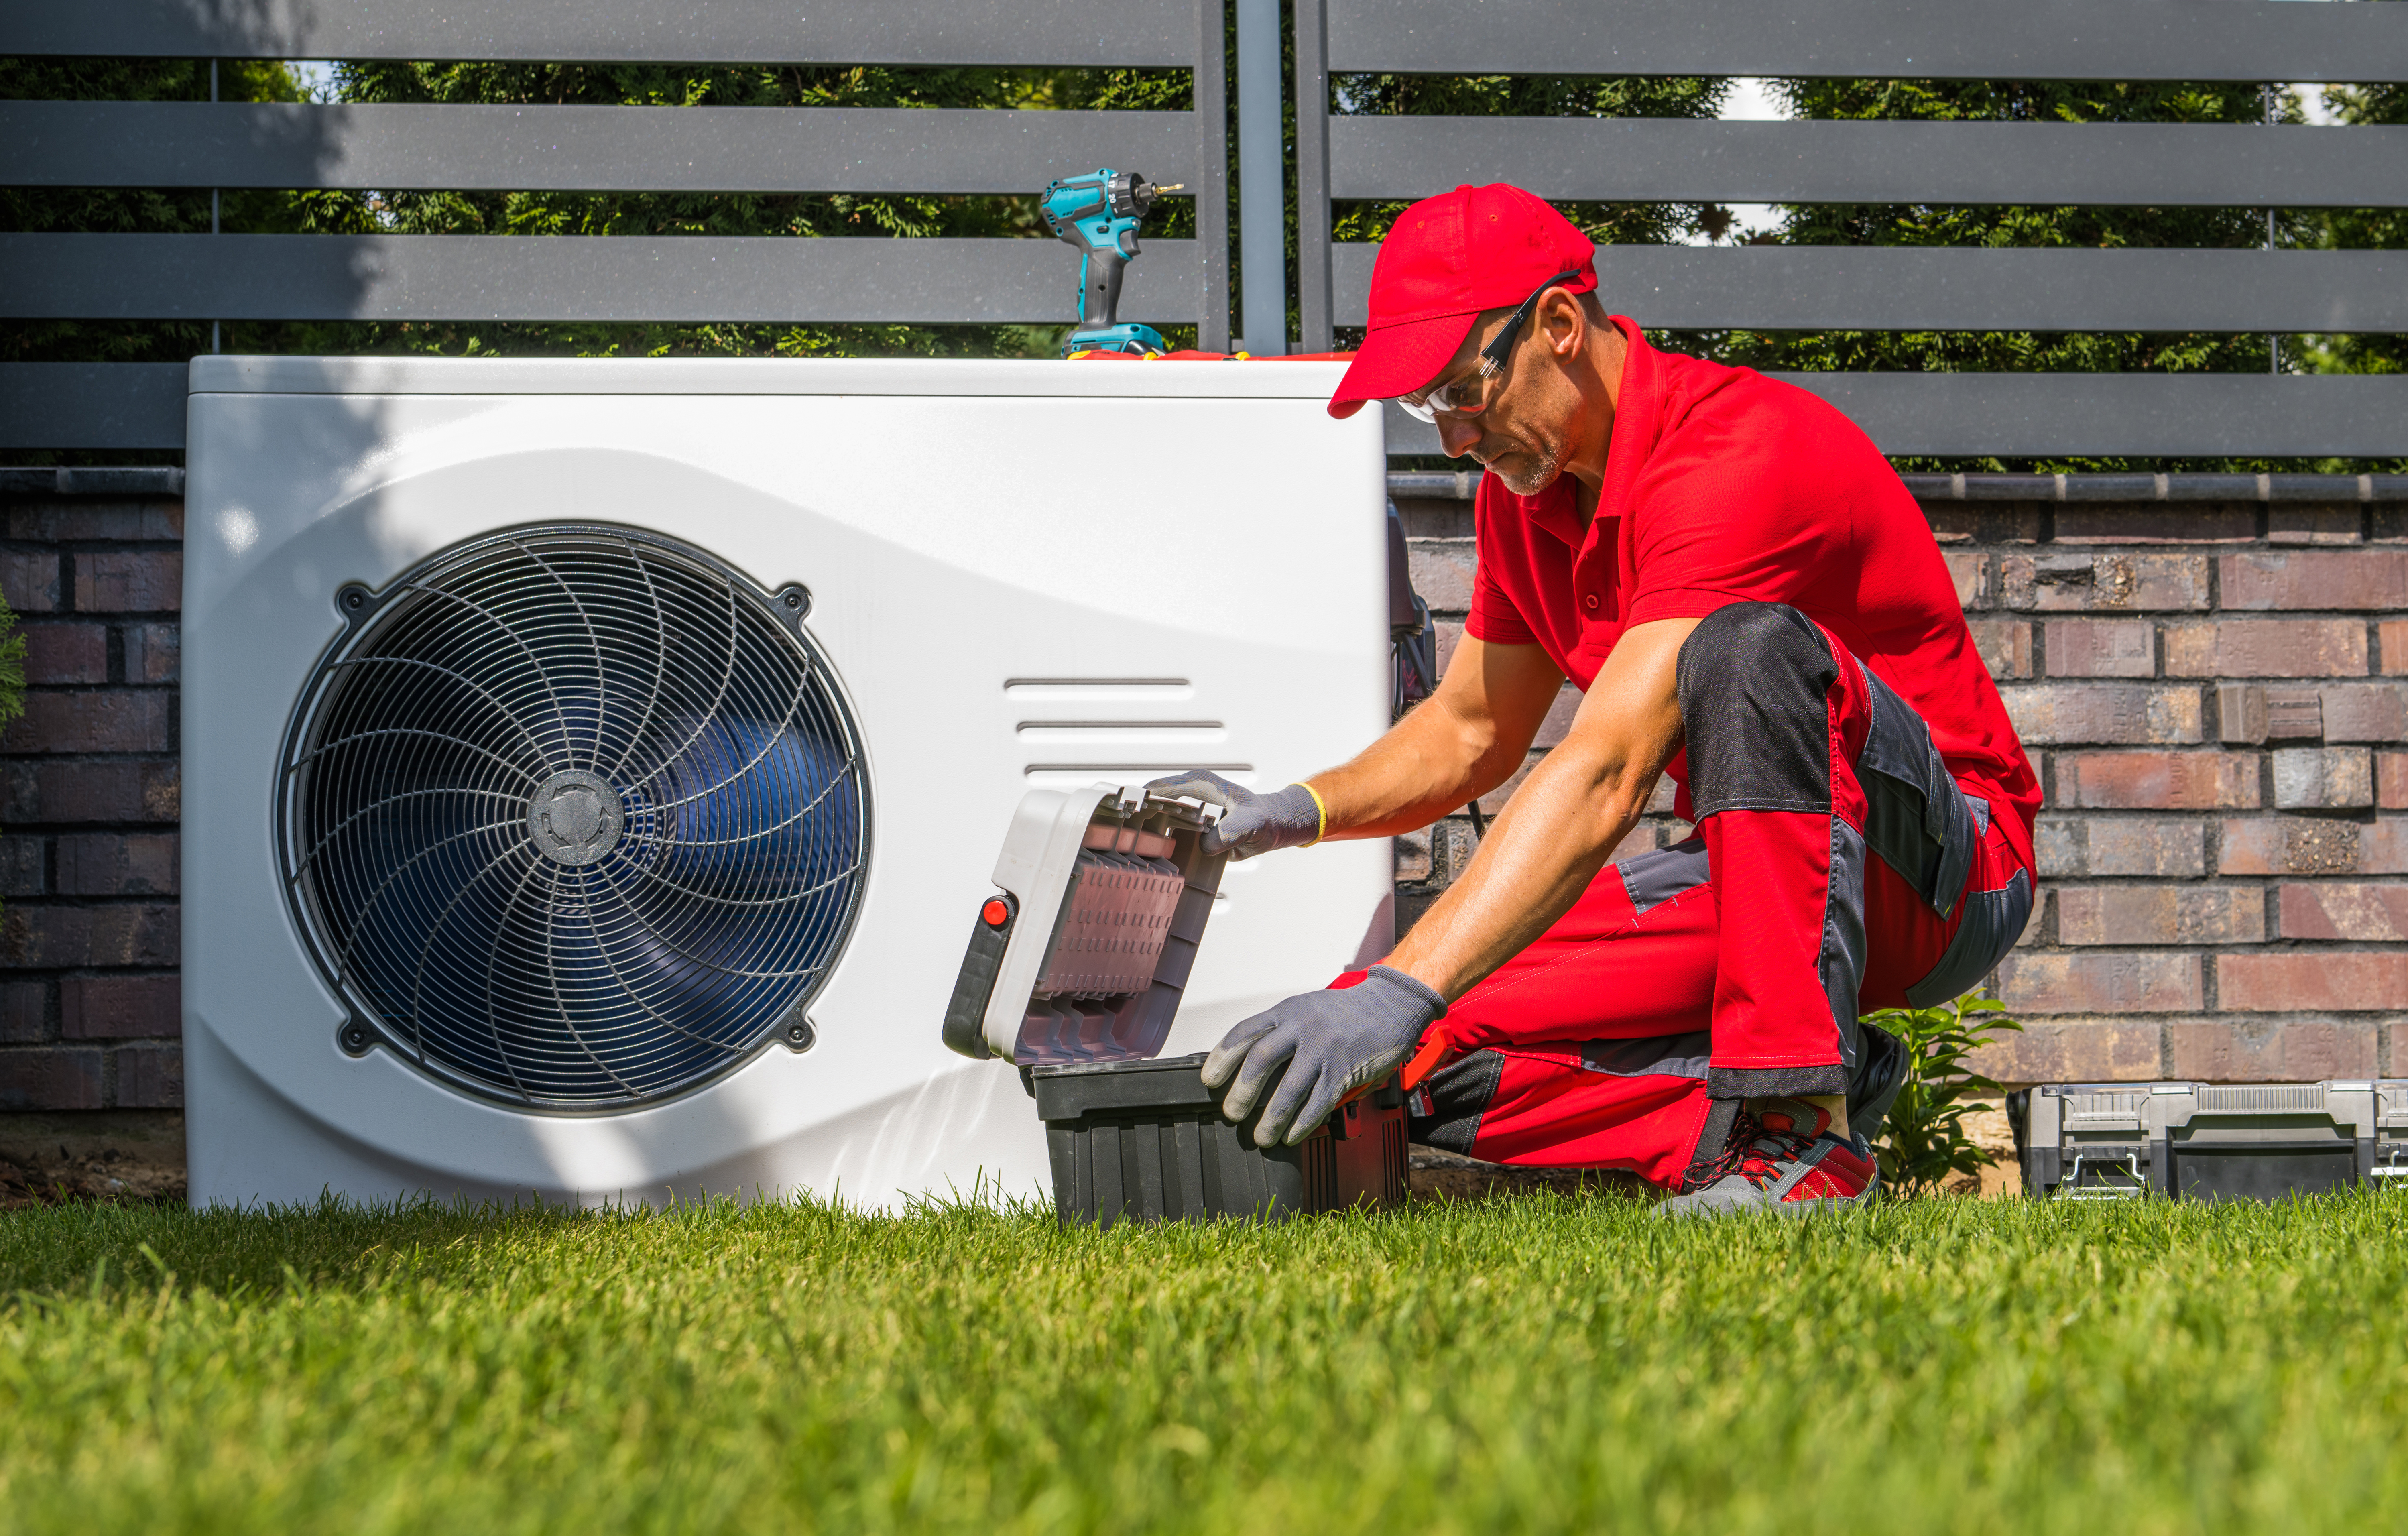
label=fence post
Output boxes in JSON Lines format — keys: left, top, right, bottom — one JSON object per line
{"left": 1194, "top": 0, "right": 1232, "bottom": 354}
{"left": 1233, "top": 0, "right": 1287, "bottom": 353}
{"left": 1294, "top": 0, "right": 1333, "bottom": 353}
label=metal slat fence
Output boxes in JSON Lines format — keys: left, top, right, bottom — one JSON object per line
{"left": 0, "top": 0, "right": 1232, "bottom": 448}
{"left": 5, "top": 0, "right": 2408, "bottom": 458}
{"left": 1295, "top": 0, "right": 2408, "bottom": 458}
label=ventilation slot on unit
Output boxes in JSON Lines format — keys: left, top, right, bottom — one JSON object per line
{"left": 2200, "top": 1085, "right": 2327, "bottom": 1113}
{"left": 280, "top": 527, "right": 867, "bottom": 1109}
{"left": 2066, "top": 1094, "right": 2146, "bottom": 1124}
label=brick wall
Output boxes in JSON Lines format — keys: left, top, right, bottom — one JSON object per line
{"left": 1399, "top": 485, "right": 2408, "bottom": 1088}
{"left": 4, "top": 478, "right": 2406, "bottom": 1119}
{"left": 1, "top": 482, "right": 182, "bottom": 1113}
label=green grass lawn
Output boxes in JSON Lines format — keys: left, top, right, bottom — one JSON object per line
{"left": 3, "top": 1191, "right": 2404, "bottom": 1534}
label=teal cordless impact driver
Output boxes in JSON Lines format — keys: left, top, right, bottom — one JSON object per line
{"left": 1039, "top": 169, "right": 1182, "bottom": 356}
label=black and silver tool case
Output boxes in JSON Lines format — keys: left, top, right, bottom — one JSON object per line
{"left": 2012, "top": 1080, "right": 2408, "bottom": 1200}
{"left": 941, "top": 784, "right": 1407, "bottom": 1225}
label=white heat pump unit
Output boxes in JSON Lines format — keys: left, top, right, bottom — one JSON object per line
{"left": 182, "top": 356, "right": 1392, "bottom": 1210}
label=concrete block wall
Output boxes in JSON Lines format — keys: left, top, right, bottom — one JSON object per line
{"left": 5, "top": 478, "right": 2408, "bottom": 1114}
{"left": 1398, "top": 487, "right": 2408, "bottom": 1088}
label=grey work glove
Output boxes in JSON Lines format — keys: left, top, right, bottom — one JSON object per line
{"left": 1202, "top": 965, "right": 1447, "bottom": 1147}
{"left": 1143, "top": 769, "right": 1322, "bottom": 860}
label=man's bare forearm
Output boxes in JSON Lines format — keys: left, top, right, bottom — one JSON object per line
{"left": 1304, "top": 693, "right": 1524, "bottom": 840}
{"left": 1300, "top": 634, "right": 1564, "bottom": 842}
{"left": 1379, "top": 616, "right": 1697, "bottom": 1001}
{"left": 1383, "top": 732, "right": 1661, "bottom": 999}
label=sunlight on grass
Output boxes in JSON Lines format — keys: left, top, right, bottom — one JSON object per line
{"left": 3, "top": 1191, "right": 2404, "bottom": 1534}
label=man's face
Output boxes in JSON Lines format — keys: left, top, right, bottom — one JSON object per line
{"left": 1418, "top": 303, "right": 1577, "bottom": 498}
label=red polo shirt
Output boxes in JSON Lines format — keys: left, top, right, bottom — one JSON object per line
{"left": 1466, "top": 318, "right": 2040, "bottom": 872}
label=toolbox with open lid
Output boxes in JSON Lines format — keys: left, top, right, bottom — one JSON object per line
{"left": 2011, "top": 1080, "right": 2408, "bottom": 1200}
{"left": 941, "top": 783, "right": 1407, "bottom": 1225}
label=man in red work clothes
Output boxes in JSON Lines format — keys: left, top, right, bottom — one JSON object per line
{"left": 1150, "top": 183, "right": 2038, "bottom": 1212}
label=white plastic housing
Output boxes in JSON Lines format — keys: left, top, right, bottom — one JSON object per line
{"left": 182, "top": 356, "right": 1393, "bottom": 1211}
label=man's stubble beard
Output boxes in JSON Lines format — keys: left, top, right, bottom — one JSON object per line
{"left": 1483, "top": 436, "right": 1564, "bottom": 498}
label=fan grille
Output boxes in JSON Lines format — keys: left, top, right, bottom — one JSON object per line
{"left": 281, "top": 527, "right": 866, "bottom": 1109}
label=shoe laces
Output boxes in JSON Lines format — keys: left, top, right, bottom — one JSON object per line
{"left": 1704, "top": 1110, "right": 1823, "bottom": 1189}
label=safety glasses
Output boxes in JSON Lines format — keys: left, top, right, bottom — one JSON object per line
{"left": 1394, "top": 269, "right": 1586, "bottom": 423}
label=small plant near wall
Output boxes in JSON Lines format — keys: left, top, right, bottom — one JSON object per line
{"left": 1863, "top": 993, "right": 2023, "bottom": 1199}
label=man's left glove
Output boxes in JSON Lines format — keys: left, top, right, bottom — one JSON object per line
{"left": 1202, "top": 965, "right": 1448, "bottom": 1147}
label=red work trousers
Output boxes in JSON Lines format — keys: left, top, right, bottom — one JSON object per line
{"left": 1373, "top": 603, "right": 2033, "bottom": 1191}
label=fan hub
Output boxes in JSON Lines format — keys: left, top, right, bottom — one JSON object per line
{"left": 526, "top": 769, "right": 624, "bottom": 866}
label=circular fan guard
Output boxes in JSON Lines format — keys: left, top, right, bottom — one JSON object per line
{"left": 280, "top": 527, "right": 867, "bottom": 1109}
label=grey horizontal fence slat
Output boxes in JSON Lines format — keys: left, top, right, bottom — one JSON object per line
{"left": 0, "top": 233, "right": 1203, "bottom": 325}
{"left": 0, "top": 101, "right": 1202, "bottom": 194}
{"left": 1383, "top": 375, "right": 2408, "bottom": 460}
{"left": 1333, "top": 118, "right": 2408, "bottom": 208}
{"left": 1324, "top": 0, "right": 2408, "bottom": 83}
{"left": 1331, "top": 245, "right": 2408, "bottom": 333}
{"left": 0, "top": 0, "right": 1197, "bottom": 66}
{"left": 0, "top": 363, "right": 187, "bottom": 450}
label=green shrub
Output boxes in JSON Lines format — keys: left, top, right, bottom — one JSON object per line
{"left": 1863, "top": 992, "right": 2023, "bottom": 1198}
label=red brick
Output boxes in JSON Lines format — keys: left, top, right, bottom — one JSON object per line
{"left": 2033, "top": 816, "right": 2205, "bottom": 878}
{"left": 2003, "top": 553, "right": 2209, "bottom": 612}
{"left": 2054, "top": 752, "right": 2258, "bottom": 809}
{"left": 4, "top": 500, "right": 181, "bottom": 542}
{"left": 2382, "top": 620, "right": 2408, "bottom": 675}
{"left": 2054, "top": 503, "right": 2254, "bottom": 545}
{"left": 2163, "top": 619, "right": 2367, "bottom": 678}
{"left": 2001, "top": 684, "right": 2200, "bottom": 744}
{"left": 2219, "top": 551, "right": 2408, "bottom": 611}
{"left": 59, "top": 975, "right": 180, "bottom": 1040}
{"left": 21, "top": 623, "right": 108, "bottom": 684}
{"left": 2042, "top": 619, "right": 2152, "bottom": 678}
{"left": 2267, "top": 505, "right": 2363, "bottom": 547}
{"left": 0, "top": 904, "right": 179, "bottom": 968}
{"left": 1407, "top": 541, "right": 1476, "bottom": 612}
{"left": 2272, "top": 747, "right": 2372, "bottom": 810}
{"left": 1944, "top": 551, "right": 1990, "bottom": 610}
{"left": 114, "top": 1043, "right": 183, "bottom": 1108}
{"left": 0, "top": 1047, "right": 104, "bottom": 1111}
{"left": 0, "top": 834, "right": 43, "bottom": 897}
{"left": 2055, "top": 885, "right": 2264, "bottom": 945}
{"left": 1924, "top": 504, "right": 2042, "bottom": 545}
{"left": 0, "top": 982, "right": 47, "bottom": 1044}
{"left": 2218, "top": 819, "right": 2375, "bottom": 877}
{"left": 1967, "top": 618, "right": 2033, "bottom": 680}
{"left": 2218, "top": 952, "right": 2408, "bottom": 1013}
{"left": 1, "top": 550, "right": 61, "bottom": 612}
{"left": 0, "top": 692, "right": 171, "bottom": 754}
{"left": 2315, "top": 683, "right": 2408, "bottom": 743}
{"left": 124, "top": 621, "right": 179, "bottom": 683}
{"left": 2166, "top": 1020, "right": 2376, "bottom": 1081}
{"left": 2277, "top": 883, "right": 2408, "bottom": 942}
{"left": 1967, "top": 1020, "right": 2162, "bottom": 1084}
{"left": 1996, "top": 952, "right": 2202, "bottom": 1015}
{"left": 73, "top": 551, "right": 181, "bottom": 613}
{"left": 0, "top": 760, "right": 180, "bottom": 824}
{"left": 55, "top": 833, "right": 177, "bottom": 896}
{"left": 2382, "top": 753, "right": 2408, "bottom": 811}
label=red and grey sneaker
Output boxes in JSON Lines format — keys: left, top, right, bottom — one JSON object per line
{"left": 1660, "top": 1098, "right": 1878, "bottom": 1216}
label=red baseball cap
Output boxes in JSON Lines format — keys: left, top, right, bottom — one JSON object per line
{"left": 1328, "top": 183, "right": 1597, "bottom": 419}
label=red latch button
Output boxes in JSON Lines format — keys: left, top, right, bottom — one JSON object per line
{"left": 981, "top": 897, "right": 1012, "bottom": 928}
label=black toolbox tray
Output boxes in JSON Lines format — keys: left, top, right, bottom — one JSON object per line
{"left": 1030, "top": 1052, "right": 1406, "bottom": 1226}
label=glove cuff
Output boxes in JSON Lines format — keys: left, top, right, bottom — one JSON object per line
{"left": 1367, "top": 964, "right": 1448, "bottom": 1022}
{"left": 1254, "top": 783, "right": 1325, "bottom": 852}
